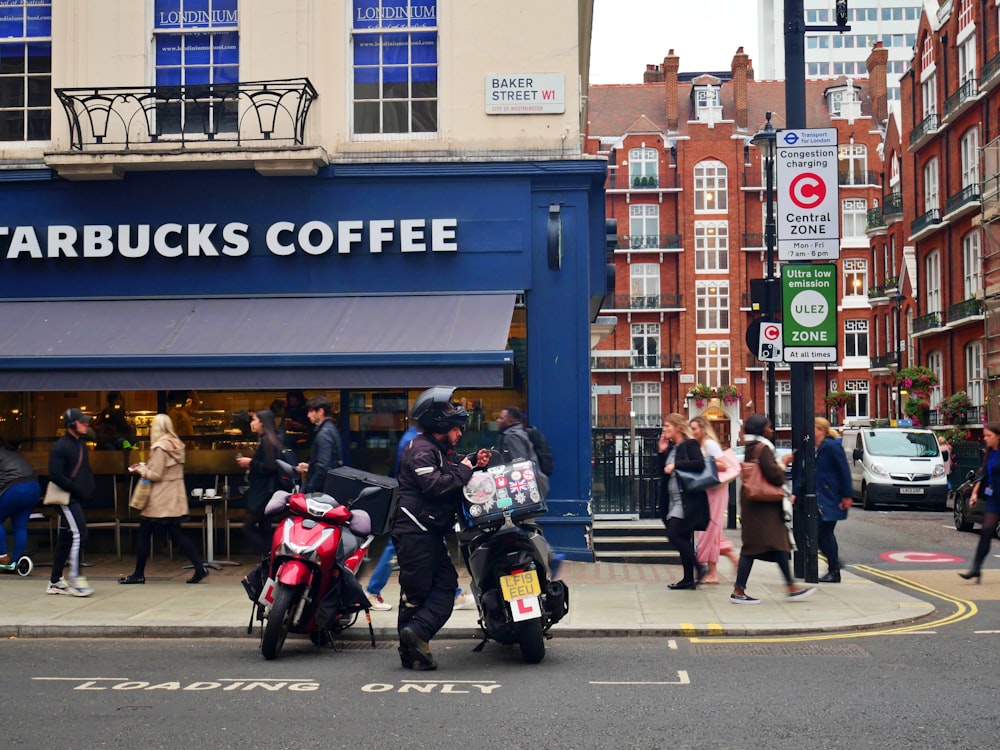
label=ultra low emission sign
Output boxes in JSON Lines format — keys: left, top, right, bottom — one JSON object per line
{"left": 776, "top": 128, "right": 840, "bottom": 261}
{"left": 782, "top": 264, "right": 838, "bottom": 362}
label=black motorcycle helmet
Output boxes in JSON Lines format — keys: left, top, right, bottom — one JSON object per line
{"left": 411, "top": 386, "right": 469, "bottom": 434}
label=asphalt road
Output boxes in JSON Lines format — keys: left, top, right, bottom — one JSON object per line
{"left": 5, "top": 507, "right": 1000, "bottom": 750}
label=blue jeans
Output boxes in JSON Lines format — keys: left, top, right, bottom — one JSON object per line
{"left": 0, "top": 480, "right": 40, "bottom": 561}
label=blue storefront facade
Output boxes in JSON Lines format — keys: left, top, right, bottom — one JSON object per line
{"left": 0, "top": 159, "right": 607, "bottom": 559}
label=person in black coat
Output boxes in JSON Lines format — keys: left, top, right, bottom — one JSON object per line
{"left": 654, "top": 413, "right": 710, "bottom": 589}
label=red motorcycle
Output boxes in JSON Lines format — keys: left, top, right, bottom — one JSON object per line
{"left": 246, "top": 475, "right": 381, "bottom": 660}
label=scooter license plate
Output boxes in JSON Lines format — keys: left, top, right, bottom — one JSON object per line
{"left": 499, "top": 570, "right": 541, "bottom": 601}
{"left": 258, "top": 577, "right": 277, "bottom": 607}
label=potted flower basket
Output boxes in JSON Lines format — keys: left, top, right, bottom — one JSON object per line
{"left": 688, "top": 383, "right": 715, "bottom": 408}
{"left": 716, "top": 385, "right": 741, "bottom": 405}
{"left": 824, "top": 390, "right": 851, "bottom": 410}
{"left": 938, "top": 391, "right": 973, "bottom": 425}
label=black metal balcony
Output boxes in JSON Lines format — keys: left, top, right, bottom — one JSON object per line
{"left": 866, "top": 207, "right": 886, "bottom": 231}
{"left": 591, "top": 353, "right": 682, "bottom": 370}
{"left": 615, "top": 233, "right": 682, "bottom": 250}
{"left": 870, "top": 352, "right": 898, "bottom": 370}
{"left": 912, "top": 311, "right": 944, "bottom": 333}
{"left": 910, "top": 208, "right": 941, "bottom": 236}
{"left": 943, "top": 78, "right": 979, "bottom": 118}
{"left": 742, "top": 232, "right": 764, "bottom": 248}
{"left": 742, "top": 169, "right": 763, "bottom": 188}
{"left": 840, "top": 170, "right": 878, "bottom": 186}
{"left": 604, "top": 293, "right": 684, "bottom": 310}
{"left": 947, "top": 297, "right": 984, "bottom": 324}
{"left": 625, "top": 172, "right": 680, "bottom": 190}
{"left": 867, "top": 284, "right": 886, "bottom": 299}
{"left": 882, "top": 192, "right": 903, "bottom": 219}
{"left": 55, "top": 78, "right": 318, "bottom": 150}
{"left": 944, "top": 183, "right": 981, "bottom": 215}
{"left": 929, "top": 405, "right": 985, "bottom": 426}
{"left": 983, "top": 51, "right": 1000, "bottom": 87}
{"left": 908, "top": 113, "right": 939, "bottom": 148}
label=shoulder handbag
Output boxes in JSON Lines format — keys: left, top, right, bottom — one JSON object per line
{"left": 130, "top": 478, "right": 152, "bottom": 510}
{"left": 717, "top": 448, "right": 741, "bottom": 486}
{"left": 740, "top": 459, "right": 785, "bottom": 502}
{"left": 676, "top": 458, "right": 720, "bottom": 492}
{"left": 43, "top": 444, "right": 83, "bottom": 506}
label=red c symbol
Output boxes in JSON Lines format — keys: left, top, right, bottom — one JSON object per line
{"left": 763, "top": 325, "right": 780, "bottom": 341}
{"left": 789, "top": 173, "right": 826, "bottom": 210}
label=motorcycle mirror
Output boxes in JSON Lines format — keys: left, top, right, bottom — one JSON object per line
{"left": 355, "top": 485, "right": 382, "bottom": 503}
{"left": 276, "top": 459, "right": 295, "bottom": 476}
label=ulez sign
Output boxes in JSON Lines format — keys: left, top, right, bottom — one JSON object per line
{"left": 781, "top": 264, "right": 837, "bottom": 362}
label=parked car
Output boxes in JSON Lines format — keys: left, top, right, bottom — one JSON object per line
{"left": 949, "top": 468, "right": 1000, "bottom": 537}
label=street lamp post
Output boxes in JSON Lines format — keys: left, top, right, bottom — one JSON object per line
{"left": 752, "top": 113, "right": 778, "bottom": 426}
{"left": 890, "top": 291, "right": 905, "bottom": 421}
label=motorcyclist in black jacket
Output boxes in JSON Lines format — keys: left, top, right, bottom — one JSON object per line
{"left": 391, "top": 386, "right": 489, "bottom": 670}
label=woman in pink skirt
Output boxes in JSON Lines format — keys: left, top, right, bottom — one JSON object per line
{"left": 690, "top": 416, "right": 739, "bottom": 584}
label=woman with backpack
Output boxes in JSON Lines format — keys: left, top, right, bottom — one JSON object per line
{"left": 236, "top": 409, "right": 292, "bottom": 556}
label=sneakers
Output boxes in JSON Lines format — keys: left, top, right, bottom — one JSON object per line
{"left": 367, "top": 592, "right": 393, "bottom": 611}
{"left": 399, "top": 626, "right": 437, "bottom": 670}
{"left": 729, "top": 592, "right": 760, "bottom": 605}
{"left": 787, "top": 586, "right": 816, "bottom": 601}
{"left": 46, "top": 577, "right": 93, "bottom": 597}
{"left": 453, "top": 593, "right": 476, "bottom": 610}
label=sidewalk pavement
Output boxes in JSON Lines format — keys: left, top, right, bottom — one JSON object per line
{"left": 0, "top": 549, "right": 935, "bottom": 640}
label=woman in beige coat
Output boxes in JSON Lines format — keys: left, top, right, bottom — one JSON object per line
{"left": 119, "top": 414, "right": 208, "bottom": 584}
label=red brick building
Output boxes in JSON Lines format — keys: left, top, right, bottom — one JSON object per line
{"left": 586, "top": 46, "right": 888, "bottom": 444}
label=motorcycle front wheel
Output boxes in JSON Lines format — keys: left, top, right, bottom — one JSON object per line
{"left": 516, "top": 618, "right": 545, "bottom": 664}
{"left": 261, "top": 583, "right": 297, "bottom": 660}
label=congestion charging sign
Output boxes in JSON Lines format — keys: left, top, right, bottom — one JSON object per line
{"left": 776, "top": 128, "right": 840, "bottom": 261}
{"left": 782, "top": 264, "right": 838, "bottom": 362}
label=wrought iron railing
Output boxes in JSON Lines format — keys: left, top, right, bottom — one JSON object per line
{"left": 912, "top": 311, "right": 944, "bottom": 333}
{"left": 929, "top": 406, "right": 985, "bottom": 426}
{"left": 908, "top": 113, "right": 939, "bottom": 147}
{"left": 742, "top": 232, "right": 764, "bottom": 248}
{"left": 868, "top": 284, "right": 886, "bottom": 299}
{"left": 943, "top": 78, "right": 979, "bottom": 118}
{"left": 55, "top": 78, "right": 318, "bottom": 150}
{"left": 984, "top": 52, "right": 1000, "bottom": 86}
{"left": 947, "top": 297, "right": 984, "bottom": 324}
{"left": 911, "top": 208, "right": 941, "bottom": 236}
{"left": 866, "top": 207, "right": 886, "bottom": 231}
{"left": 615, "top": 234, "right": 682, "bottom": 250}
{"left": 840, "top": 170, "right": 878, "bottom": 186}
{"left": 591, "top": 353, "right": 682, "bottom": 370}
{"left": 603, "top": 294, "right": 684, "bottom": 310}
{"left": 882, "top": 192, "right": 903, "bottom": 219}
{"left": 742, "top": 169, "right": 764, "bottom": 188}
{"left": 870, "top": 352, "right": 898, "bottom": 369}
{"left": 945, "top": 183, "right": 981, "bottom": 215}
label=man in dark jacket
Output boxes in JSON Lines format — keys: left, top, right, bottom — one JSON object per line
{"left": 391, "top": 387, "right": 489, "bottom": 670}
{"left": 296, "top": 395, "right": 343, "bottom": 494}
{"left": 494, "top": 406, "right": 550, "bottom": 498}
{"left": 47, "top": 408, "right": 96, "bottom": 597}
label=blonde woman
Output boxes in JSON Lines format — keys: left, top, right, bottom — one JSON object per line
{"left": 120, "top": 414, "right": 208, "bottom": 585}
{"left": 654, "top": 413, "right": 710, "bottom": 589}
{"left": 690, "top": 416, "right": 739, "bottom": 584}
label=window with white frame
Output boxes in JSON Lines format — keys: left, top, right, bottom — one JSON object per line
{"left": 694, "top": 221, "right": 729, "bottom": 272}
{"left": 920, "top": 33, "right": 934, "bottom": 71}
{"left": 926, "top": 250, "right": 941, "bottom": 314}
{"left": 631, "top": 381, "right": 661, "bottom": 429}
{"left": 775, "top": 380, "right": 792, "bottom": 429}
{"left": 958, "top": 0, "right": 974, "bottom": 29}
{"left": 923, "top": 158, "right": 939, "bottom": 212}
{"left": 694, "top": 160, "right": 728, "bottom": 212}
{"left": 958, "top": 34, "right": 977, "bottom": 88}
{"left": 629, "top": 263, "right": 659, "bottom": 308}
{"left": 153, "top": 0, "right": 239, "bottom": 137}
{"left": 844, "top": 319, "right": 869, "bottom": 358}
{"left": 845, "top": 379, "right": 869, "bottom": 419}
{"left": 966, "top": 340, "right": 984, "bottom": 407}
{"left": 890, "top": 153, "right": 900, "bottom": 187}
{"left": 921, "top": 73, "right": 937, "bottom": 118}
{"left": 843, "top": 258, "right": 868, "bottom": 298}
{"left": 696, "top": 281, "right": 730, "bottom": 332}
{"left": 928, "top": 351, "right": 943, "bottom": 408}
{"left": 694, "top": 86, "right": 721, "bottom": 122}
{"left": 631, "top": 322, "right": 659, "bottom": 368}
{"left": 629, "top": 148, "right": 658, "bottom": 186}
{"left": 352, "top": 0, "right": 438, "bottom": 137}
{"left": 963, "top": 230, "right": 982, "bottom": 299}
{"left": 0, "top": 0, "right": 50, "bottom": 141}
{"left": 842, "top": 198, "right": 867, "bottom": 237}
{"left": 828, "top": 86, "right": 860, "bottom": 116}
{"left": 629, "top": 204, "right": 659, "bottom": 248}
{"left": 696, "top": 341, "right": 730, "bottom": 388}
{"left": 838, "top": 144, "right": 867, "bottom": 185}
{"left": 960, "top": 128, "right": 979, "bottom": 189}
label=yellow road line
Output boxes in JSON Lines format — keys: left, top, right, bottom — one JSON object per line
{"left": 689, "top": 565, "right": 977, "bottom": 643}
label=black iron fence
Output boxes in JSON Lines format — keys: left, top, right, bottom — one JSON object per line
{"left": 591, "top": 429, "right": 662, "bottom": 516}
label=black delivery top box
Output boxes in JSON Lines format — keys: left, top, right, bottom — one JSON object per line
{"left": 461, "top": 460, "right": 546, "bottom": 528}
{"left": 324, "top": 466, "right": 399, "bottom": 536}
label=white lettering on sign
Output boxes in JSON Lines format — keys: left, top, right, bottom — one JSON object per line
{"left": 361, "top": 680, "right": 502, "bottom": 694}
{"left": 34, "top": 677, "right": 319, "bottom": 692}
{"left": 0, "top": 219, "right": 459, "bottom": 261}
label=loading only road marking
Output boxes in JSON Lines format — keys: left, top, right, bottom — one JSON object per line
{"left": 688, "top": 565, "right": 977, "bottom": 644}
{"left": 362, "top": 680, "right": 501, "bottom": 694}
{"left": 33, "top": 677, "right": 320, "bottom": 691}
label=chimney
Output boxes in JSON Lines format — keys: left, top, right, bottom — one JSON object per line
{"left": 732, "top": 46, "right": 750, "bottom": 130}
{"left": 643, "top": 64, "right": 663, "bottom": 84}
{"left": 867, "top": 41, "right": 889, "bottom": 124}
{"left": 663, "top": 50, "right": 680, "bottom": 132}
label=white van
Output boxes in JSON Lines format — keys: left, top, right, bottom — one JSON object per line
{"left": 840, "top": 425, "right": 948, "bottom": 510}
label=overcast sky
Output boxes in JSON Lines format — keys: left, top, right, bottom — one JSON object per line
{"left": 589, "top": 0, "right": 761, "bottom": 84}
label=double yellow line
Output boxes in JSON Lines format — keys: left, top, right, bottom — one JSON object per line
{"left": 689, "top": 565, "right": 977, "bottom": 643}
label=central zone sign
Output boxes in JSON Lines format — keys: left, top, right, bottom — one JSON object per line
{"left": 776, "top": 128, "right": 840, "bottom": 261}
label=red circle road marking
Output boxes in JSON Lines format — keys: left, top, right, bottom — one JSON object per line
{"left": 880, "top": 551, "right": 965, "bottom": 564}
{"left": 763, "top": 324, "right": 780, "bottom": 341}
{"left": 789, "top": 172, "right": 826, "bottom": 209}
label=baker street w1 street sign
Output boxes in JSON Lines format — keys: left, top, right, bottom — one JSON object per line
{"left": 782, "top": 264, "right": 837, "bottom": 362}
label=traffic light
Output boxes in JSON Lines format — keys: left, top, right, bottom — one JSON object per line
{"left": 836, "top": 0, "right": 848, "bottom": 27}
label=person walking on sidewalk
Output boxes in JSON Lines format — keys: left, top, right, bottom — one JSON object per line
{"left": 47, "top": 408, "right": 95, "bottom": 597}
{"left": 791, "top": 417, "right": 852, "bottom": 583}
{"left": 960, "top": 422, "right": 1000, "bottom": 583}
{"left": 689, "top": 416, "right": 738, "bottom": 584}
{"left": 654, "top": 413, "right": 710, "bottom": 590}
{"left": 730, "top": 414, "right": 815, "bottom": 605}
{"left": 0, "top": 445, "right": 40, "bottom": 567}
{"left": 120, "top": 414, "right": 209, "bottom": 585}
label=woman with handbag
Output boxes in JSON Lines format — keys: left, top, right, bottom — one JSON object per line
{"left": 960, "top": 422, "right": 1000, "bottom": 583}
{"left": 654, "top": 413, "right": 710, "bottom": 590}
{"left": 730, "top": 414, "right": 815, "bottom": 604}
{"left": 120, "top": 414, "right": 208, "bottom": 584}
{"left": 690, "top": 416, "right": 739, "bottom": 584}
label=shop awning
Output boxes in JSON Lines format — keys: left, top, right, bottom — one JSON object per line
{"left": 0, "top": 294, "right": 516, "bottom": 390}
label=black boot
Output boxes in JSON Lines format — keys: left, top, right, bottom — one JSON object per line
{"left": 818, "top": 569, "right": 841, "bottom": 583}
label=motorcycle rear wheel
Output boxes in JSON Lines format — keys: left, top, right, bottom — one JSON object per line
{"left": 516, "top": 618, "right": 545, "bottom": 664}
{"left": 261, "top": 583, "right": 296, "bottom": 660}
